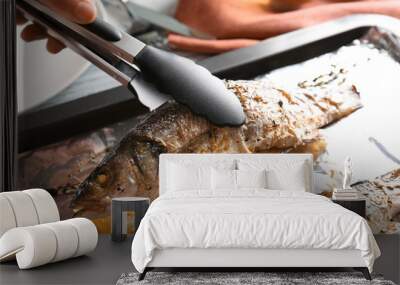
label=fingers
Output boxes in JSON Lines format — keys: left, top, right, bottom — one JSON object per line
{"left": 17, "top": 0, "right": 97, "bottom": 26}
{"left": 18, "top": 0, "right": 96, "bottom": 54}
{"left": 39, "top": 0, "right": 97, "bottom": 24}
{"left": 21, "top": 24, "right": 65, "bottom": 53}
{"left": 21, "top": 23, "right": 47, "bottom": 42}
{"left": 46, "top": 36, "right": 66, "bottom": 54}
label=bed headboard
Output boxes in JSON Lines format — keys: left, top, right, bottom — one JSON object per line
{"left": 159, "top": 154, "right": 314, "bottom": 195}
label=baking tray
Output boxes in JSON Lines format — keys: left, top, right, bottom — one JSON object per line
{"left": 17, "top": 14, "right": 400, "bottom": 153}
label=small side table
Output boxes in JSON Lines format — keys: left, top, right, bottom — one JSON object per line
{"left": 111, "top": 197, "right": 150, "bottom": 242}
{"left": 332, "top": 199, "right": 366, "bottom": 218}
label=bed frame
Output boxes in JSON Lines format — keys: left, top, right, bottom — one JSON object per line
{"left": 139, "top": 154, "right": 371, "bottom": 280}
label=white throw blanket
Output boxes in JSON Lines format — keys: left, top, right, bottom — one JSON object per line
{"left": 131, "top": 190, "right": 380, "bottom": 272}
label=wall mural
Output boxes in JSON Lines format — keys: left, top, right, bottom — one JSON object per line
{"left": 18, "top": 29, "right": 400, "bottom": 234}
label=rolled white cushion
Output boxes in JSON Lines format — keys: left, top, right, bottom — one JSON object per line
{"left": 66, "top": 218, "right": 98, "bottom": 257}
{"left": 0, "top": 189, "right": 60, "bottom": 239}
{"left": 0, "top": 192, "right": 39, "bottom": 227}
{"left": 0, "top": 218, "right": 97, "bottom": 269}
{"left": 23, "top": 189, "right": 60, "bottom": 224}
{"left": 42, "top": 221, "right": 79, "bottom": 262}
{"left": 0, "top": 196, "right": 17, "bottom": 237}
{"left": 0, "top": 226, "right": 57, "bottom": 269}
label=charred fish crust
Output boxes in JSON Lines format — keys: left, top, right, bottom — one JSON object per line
{"left": 129, "top": 101, "right": 211, "bottom": 153}
{"left": 70, "top": 135, "right": 137, "bottom": 210}
{"left": 71, "top": 164, "right": 114, "bottom": 206}
{"left": 127, "top": 137, "right": 167, "bottom": 178}
{"left": 131, "top": 102, "right": 188, "bottom": 136}
{"left": 71, "top": 146, "right": 118, "bottom": 194}
{"left": 72, "top": 103, "right": 210, "bottom": 209}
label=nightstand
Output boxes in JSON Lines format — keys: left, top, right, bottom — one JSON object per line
{"left": 332, "top": 199, "right": 366, "bottom": 218}
{"left": 111, "top": 197, "right": 150, "bottom": 242}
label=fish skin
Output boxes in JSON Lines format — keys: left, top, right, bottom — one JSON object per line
{"left": 350, "top": 169, "right": 400, "bottom": 234}
{"left": 72, "top": 70, "right": 362, "bottom": 214}
{"left": 71, "top": 103, "right": 210, "bottom": 212}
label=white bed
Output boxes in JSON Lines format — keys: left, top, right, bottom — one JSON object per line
{"left": 131, "top": 154, "right": 380, "bottom": 280}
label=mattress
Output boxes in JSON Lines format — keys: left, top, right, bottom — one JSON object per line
{"left": 131, "top": 190, "right": 380, "bottom": 273}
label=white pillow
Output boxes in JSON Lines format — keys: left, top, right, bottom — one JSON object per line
{"left": 212, "top": 169, "right": 268, "bottom": 190}
{"left": 212, "top": 168, "right": 237, "bottom": 190}
{"left": 236, "top": 169, "right": 268, "bottom": 189}
{"left": 167, "top": 163, "right": 211, "bottom": 191}
{"left": 267, "top": 163, "right": 307, "bottom": 191}
{"left": 237, "top": 159, "right": 309, "bottom": 191}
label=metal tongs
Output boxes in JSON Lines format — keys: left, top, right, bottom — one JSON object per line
{"left": 16, "top": 0, "right": 245, "bottom": 126}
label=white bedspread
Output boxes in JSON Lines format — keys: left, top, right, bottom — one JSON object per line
{"left": 131, "top": 190, "right": 380, "bottom": 272}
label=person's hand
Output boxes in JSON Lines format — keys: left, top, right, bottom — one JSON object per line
{"left": 17, "top": 0, "right": 97, "bottom": 54}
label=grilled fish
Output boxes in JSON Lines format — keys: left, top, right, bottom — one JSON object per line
{"left": 352, "top": 168, "right": 400, "bottom": 234}
{"left": 72, "top": 68, "right": 362, "bottom": 218}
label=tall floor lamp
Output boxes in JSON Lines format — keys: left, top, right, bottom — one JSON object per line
{"left": 0, "top": 0, "right": 17, "bottom": 193}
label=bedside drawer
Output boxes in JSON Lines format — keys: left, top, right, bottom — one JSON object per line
{"left": 332, "top": 199, "right": 366, "bottom": 218}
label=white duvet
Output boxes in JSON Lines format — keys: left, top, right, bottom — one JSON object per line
{"left": 131, "top": 190, "right": 380, "bottom": 273}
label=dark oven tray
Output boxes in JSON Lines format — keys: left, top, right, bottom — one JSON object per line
{"left": 18, "top": 14, "right": 400, "bottom": 152}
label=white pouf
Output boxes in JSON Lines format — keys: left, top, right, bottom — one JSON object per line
{"left": 0, "top": 189, "right": 60, "bottom": 236}
{"left": 0, "top": 189, "right": 98, "bottom": 269}
{"left": 0, "top": 196, "right": 17, "bottom": 237}
{"left": 23, "top": 188, "right": 60, "bottom": 224}
{"left": 1, "top": 191, "right": 39, "bottom": 227}
{"left": 0, "top": 219, "right": 98, "bottom": 269}
{"left": 42, "top": 221, "right": 79, "bottom": 262}
{"left": 0, "top": 226, "right": 57, "bottom": 268}
{"left": 67, "top": 218, "right": 98, "bottom": 257}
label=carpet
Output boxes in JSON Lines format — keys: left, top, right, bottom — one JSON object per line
{"left": 116, "top": 272, "right": 395, "bottom": 285}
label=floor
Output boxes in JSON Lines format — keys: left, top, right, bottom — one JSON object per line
{"left": 1, "top": 234, "right": 398, "bottom": 285}
{"left": 0, "top": 235, "right": 134, "bottom": 285}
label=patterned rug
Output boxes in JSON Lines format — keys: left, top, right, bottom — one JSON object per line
{"left": 116, "top": 272, "right": 395, "bottom": 285}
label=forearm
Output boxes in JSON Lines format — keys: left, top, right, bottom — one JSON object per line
{"left": 226, "top": 1, "right": 400, "bottom": 39}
